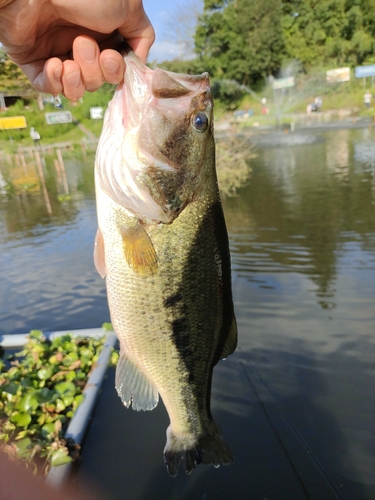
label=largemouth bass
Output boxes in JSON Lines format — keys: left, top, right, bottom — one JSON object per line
{"left": 94, "top": 52, "right": 237, "bottom": 477}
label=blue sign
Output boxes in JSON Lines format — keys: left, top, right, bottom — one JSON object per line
{"left": 355, "top": 65, "right": 375, "bottom": 78}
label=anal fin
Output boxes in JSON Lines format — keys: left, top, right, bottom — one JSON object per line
{"left": 115, "top": 351, "right": 159, "bottom": 411}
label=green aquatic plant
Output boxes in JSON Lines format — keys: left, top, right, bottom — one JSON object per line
{"left": 57, "top": 194, "right": 72, "bottom": 202}
{"left": 0, "top": 327, "right": 118, "bottom": 475}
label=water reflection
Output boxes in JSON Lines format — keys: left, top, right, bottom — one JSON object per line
{"left": 226, "top": 128, "right": 375, "bottom": 309}
{"left": 0, "top": 149, "right": 109, "bottom": 336}
{"left": 1, "top": 150, "right": 96, "bottom": 240}
{"left": 224, "top": 128, "right": 375, "bottom": 498}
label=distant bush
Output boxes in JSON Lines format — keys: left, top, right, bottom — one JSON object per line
{"left": 211, "top": 79, "right": 247, "bottom": 110}
{"left": 216, "top": 134, "right": 254, "bottom": 196}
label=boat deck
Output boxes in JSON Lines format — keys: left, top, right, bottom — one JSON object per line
{"left": 73, "top": 352, "right": 343, "bottom": 500}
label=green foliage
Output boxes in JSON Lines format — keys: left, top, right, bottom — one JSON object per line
{"left": 69, "top": 83, "right": 114, "bottom": 122}
{"left": 0, "top": 82, "right": 114, "bottom": 146}
{"left": 211, "top": 79, "right": 246, "bottom": 108}
{"left": 193, "top": 0, "right": 375, "bottom": 95}
{"left": 156, "top": 58, "right": 207, "bottom": 75}
{"left": 0, "top": 328, "right": 118, "bottom": 475}
{"left": 0, "top": 99, "right": 75, "bottom": 142}
{"left": 0, "top": 50, "right": 34, "bottom": 93}
{"left": 195, "top": 0, "right": 286, "bottom": 85}
{"left": 282, "top": 0, "right": 375, "bottom": 67}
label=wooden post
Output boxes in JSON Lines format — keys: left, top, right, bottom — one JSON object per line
{"left": 56, "top": 149, "right": 69, "bottom": 194}
{"left": 35, "top": 151, "right": 52, "bottom": 215}
{"left": 54, "top": 159, "right": 63, "bottom": 189}
{"left": 20, "top": 153, "right": 27, "bottom": 176}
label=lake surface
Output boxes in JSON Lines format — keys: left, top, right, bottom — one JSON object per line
{"left": 0, "top": 127, "right": 374, "bottom": 499}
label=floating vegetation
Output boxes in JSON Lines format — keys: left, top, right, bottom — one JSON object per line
{"left": 57, "top": 194, "right": 72, "bottom": 202}
{"left": 216, "top": 134, "right": 255, "bottom": 197}
{"left": 0, "top": 327, "right": 118, "bottom": 475}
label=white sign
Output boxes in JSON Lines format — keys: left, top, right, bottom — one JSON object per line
{"left": 326, "top": 67, "right": 350, "bottom": 83}
{"left": 45, "top": 111, "right": 73, "bottom": 124}
{"left": 90, "top": 107, "right": 104, "bottom": 119}
{"left": 272, "top": 77, "right": 295, "bottom": 90}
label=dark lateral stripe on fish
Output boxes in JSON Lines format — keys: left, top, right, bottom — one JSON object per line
{"left": 164, "top": 292, "right": 183, "bottom": 308}
{"left": 166, "top": 203, "right": 230, "bottom": 409}
{"left": 168, "top": 296, "right": 207, "bottom": 414}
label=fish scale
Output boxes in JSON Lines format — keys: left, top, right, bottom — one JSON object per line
{"left": 94, "top": 52, "right": 237, "bottom": 476}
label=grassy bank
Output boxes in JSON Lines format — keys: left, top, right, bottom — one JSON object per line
{"left": 2, "top": 72, "right": 375, "bottom": 151}
{"left": 227, "top": 71, "right": 375, "bottom": 128}
{"left": 0, "top": 84, "right": 115, "bottom": 152}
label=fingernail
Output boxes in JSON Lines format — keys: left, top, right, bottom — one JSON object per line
{"left": 102, "top": 58, "right": 120, "bottom": 74}
{"left": 77, "top": 43, "right": 96, "bottom": 63}
{"left": 65, "top": 71, "right": 81, "bottom": 87}
{"left": 53, "top": 66, "right": 62, "bottom": 81}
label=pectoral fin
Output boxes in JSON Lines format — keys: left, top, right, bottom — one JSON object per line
{"left": 94, "top": 228, "right": 106, "bottom": 278}
{"left": 115, "top": 351, "right": 159, "bottom": 411}
{"left": 120, "top": 223, "right": 158, "bottom": 275}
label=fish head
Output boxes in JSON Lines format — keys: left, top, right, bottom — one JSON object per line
{"left": 96, "top": 53, "right": 215, "bottom": 224}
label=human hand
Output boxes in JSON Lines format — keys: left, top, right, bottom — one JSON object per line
{"left": 0, "top": 0, "right": 155, "bottom": 100}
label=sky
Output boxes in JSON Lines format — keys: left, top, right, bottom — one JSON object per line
{"left": 143, "top": 0, "right": 200, "bottom": 62}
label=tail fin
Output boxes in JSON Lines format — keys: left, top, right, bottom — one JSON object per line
{"left": 163, "top": 420, "right": 233, "bottom": 477}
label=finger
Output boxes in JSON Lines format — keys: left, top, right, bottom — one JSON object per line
{"left": 100, "top": 49, "right": 125, "bottom": 85}
{"left": 62, "top": 60, "right": 85, "bottom": 101}
{"left": 16, "top": 58, "right": 64, "bottom": 95}
{"left": 128, "top": 27, "right": 156, "bottom": 63}
{"left": 118, "top": 17, "right": 155, "bottom": 63}
{"left": 40, "top": 58, "right": 64, "bottom": 95}
{"left": 72, "top": 36, "right": 104, "bottom": 92}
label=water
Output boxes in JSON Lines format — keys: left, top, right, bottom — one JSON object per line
{"left": 0, "top": 152, "right": 110, "bottom": 335}
{"left": 0, "top": 129, "right": 374, "bottom": 498}
{"left": 226, "top": 127, "right": 375, "bottom": 499}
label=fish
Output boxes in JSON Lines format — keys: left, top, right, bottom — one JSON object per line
{"left": 93, "top": 52, "right": 237, "bottom": 477}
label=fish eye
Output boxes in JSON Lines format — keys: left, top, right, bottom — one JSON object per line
{"left": 192, "top": 112, "right": 209, "bottom": 132}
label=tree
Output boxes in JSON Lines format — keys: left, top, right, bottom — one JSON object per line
{"left": 281, "top": 0, "right": 375, "bottom": 67}
{"left": 0, "top": 49, "right": 34, "bottom": 93}
{"left": 195, "top": 0, "right": 286, "bottom": 86}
